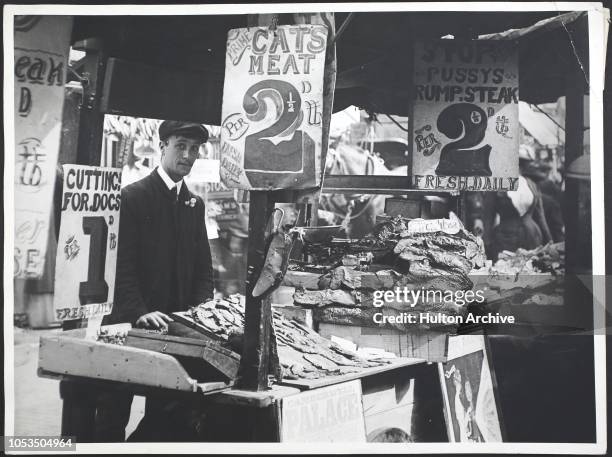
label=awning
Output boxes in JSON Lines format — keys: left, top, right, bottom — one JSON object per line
{"left": 70, "top": 10, "right": 589, "bottom": 124}
{"left": 519, "top": 101, "right": 564, "bottom": 147}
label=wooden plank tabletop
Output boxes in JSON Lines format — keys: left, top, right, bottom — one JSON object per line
{"left": 39, "top": 333, "right": 199, "bottom": 392}
{"left": 279, "top": 357, "right": 426, "bottom": 390}
{"left": 207, "top": 359, "right": 428, "bottom": 406}
{"left": 210, "top": 385, "right": 302, "bottom": 408}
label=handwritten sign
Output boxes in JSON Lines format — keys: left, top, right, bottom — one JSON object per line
{"left": 202, "top": 145, "right": 239, "bottom": 222}
{"left": 220, "top": 25, "right": 328, "bottom": 190}
{"left": 53, "top": 165, "right": 122, "bottom": 321}
{"left": 404, "top": 215, "right": 463, "bottom": 235}
{"left": 280, "top": 380, "right": 366, "bottom": 442}
{"left": 14, "top": 16, "right": 73, "bottom": 278}
{"left": 412, "top": 40, "right": 519, "bottom": 191}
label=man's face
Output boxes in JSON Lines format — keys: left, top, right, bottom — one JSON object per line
{"left": 159, "top": 135, "right": 202, "bottom": 180}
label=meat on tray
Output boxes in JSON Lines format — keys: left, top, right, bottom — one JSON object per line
{"left": 181, "top": 295, "right": 390, "bottom": 381}
{"left": 373, "top": 216, "right": 408, "bottom": 242}
{"left": 313, "top": 306, "right": 462, "bottom": 332}
{"left": 491, "top": 242, "right": 565, "bottom": 275}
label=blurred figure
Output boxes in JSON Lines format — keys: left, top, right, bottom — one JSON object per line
{"left": 216, "top": 203, "right": 249, "bottom": 295}
{"left": 121, "top": 142, "right": 154, "bottom": 188}
{"left": 522, "top": 159, "right": 564, "bottom": 242}
{"left": 481, "top": 145, "right": 552, "bottom": 260}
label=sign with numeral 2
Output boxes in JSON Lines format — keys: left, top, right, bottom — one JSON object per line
{"left": 53, "top": 165, "right": 122, "bottom": 321}
{"left": 412, "top": 40, "right": 519, "bottom": 191}
{"left": 220, "top": 24, "right": 328, "bottom": 190}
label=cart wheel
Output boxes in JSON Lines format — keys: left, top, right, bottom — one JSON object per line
{"left": 367, "top": 427, "right": 412, "bottom": 442}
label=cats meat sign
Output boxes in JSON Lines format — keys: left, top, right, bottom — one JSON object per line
{"left": 220, "top": 25, "right": 328, "bottom": 190}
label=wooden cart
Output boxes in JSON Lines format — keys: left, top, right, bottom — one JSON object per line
{"left": 39, "top": 328, "right": 453, "bottom": 442}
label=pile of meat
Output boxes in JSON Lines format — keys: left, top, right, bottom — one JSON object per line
{"left": 187, "top": 295, "right": 389, "bottom": 380}
{"left": 97, "top": 328, "right": 127, "bottom": 345}
{"left": 489, "top": 242, "right": 565, "bottom": 276}
{"left": 188, "top": 295, "right": 245, "bottom": 341}
{"left": 290, "top": 214, "right": 487, "bottom": 331}
{"left": 274, "top": 312, "right": 390, "bottom": 380}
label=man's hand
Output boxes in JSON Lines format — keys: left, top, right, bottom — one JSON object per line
{"left": 135, "top": 311, "right": 173, "bottom": 329}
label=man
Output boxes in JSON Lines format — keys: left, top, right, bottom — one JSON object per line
{"left": 480, "top": 147, "right": 552, "bottom": 260}
{"left": 112, "top": 120, "right": 213, "bottom": 326}
{"left": 96, "top": 121, "right": 214, "bottom": 442}
{"left": 523, "top": 160, "right": 564, "bottom": 243}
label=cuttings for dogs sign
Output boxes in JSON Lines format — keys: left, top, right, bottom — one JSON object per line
{"left": 53, "top": 165, "right": 122, "bottom": 321}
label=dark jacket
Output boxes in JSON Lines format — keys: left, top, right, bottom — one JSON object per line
{"left": 107, "top": 168, "right": 214, "bottom": 324}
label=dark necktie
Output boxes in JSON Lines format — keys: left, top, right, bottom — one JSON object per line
{"left": 171, "top": 185, "right": 178, "bottom": 202}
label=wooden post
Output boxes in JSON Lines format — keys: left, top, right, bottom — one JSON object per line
{"left": 59, "top": 38, "right": 108, "bottom": 435}
{"left": 239, "top": 191, "right": 275, "bottom": 390}
{"left": 406, "top": 21, "right": 415, "bottom": 190}
{"left": 74, "top": 38, "right": 107, "bottom": 166}
{"left": 238, "top": 12, "right": 336, "bottom": 391}
{"left": 564, "top": 60, "right": 586, "bottom": 272}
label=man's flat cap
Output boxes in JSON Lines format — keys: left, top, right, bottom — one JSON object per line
{"left": 159, "top": 121, "right": 209, "bottom": 143}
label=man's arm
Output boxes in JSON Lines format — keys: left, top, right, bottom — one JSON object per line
{"left": 480, "top": 192, "right": 498, "bottom": 258}
{"left": 191, "top": 197, "right": 215, "bottom": 305}
{"left": 111, "top": 187, "right": 149, "bottom": 324}
{"left": 533, "top": 192, "right": 553, "bottom": 244}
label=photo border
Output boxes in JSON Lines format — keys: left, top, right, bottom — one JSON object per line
{"left": 3, "top": 2, "right": 608, "bottom": 454}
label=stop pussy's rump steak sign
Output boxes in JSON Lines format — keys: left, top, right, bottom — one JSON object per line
{"left": 412, "top": 40, "right": 519, "bottom": 192}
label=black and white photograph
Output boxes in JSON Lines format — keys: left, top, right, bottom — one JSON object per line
{"left": 3, "top": 2, "right": 610, "bottom": 454}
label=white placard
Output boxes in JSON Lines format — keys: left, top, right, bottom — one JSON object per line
{"left": 13, "top": 16, "right": 73, "bottom": 278}
{"left": 280, "top": 380, "right": 366, "bottom": 442}
{"left": 220, "top": 24, "right": 328, "bottom": 190}
{"left": 405, "top": 216, "right": 463, "bottom": 235}
{"left": 53, "top": 165, "right": 122, "bottom": 321}
{"left": 412, "top": 40, "right": 519, "bottom": 191}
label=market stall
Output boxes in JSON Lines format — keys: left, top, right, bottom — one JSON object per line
{"left": 30, "top": 8, "right": 596, "bottom": 444}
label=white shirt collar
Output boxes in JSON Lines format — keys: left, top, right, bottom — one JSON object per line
{"left": 157, "top": 166, "right": 182, "bottom": 195}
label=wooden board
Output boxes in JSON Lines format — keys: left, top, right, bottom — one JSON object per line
{"left": 279, "top": 358, "right": 424, "bottom": 390}
{"left": 38, "top": 333, "right": 198, "bottom": 391}
{"left": 171, "top": 311, "right": 227, "bottom": 341}
{"left": 282, "top": 270, "right": 322, "bottom": 289}
{"left": 167, "top": 321, "right": 214, "bottom": 340}
{"left": 125, "top": 329, "right": 240, "bottom": 380}
{"left": 400, "top": 330, "right": 449, "bottom": 362}
{"left": 362, "top": 370, "right": 416, "bottom": 442}
{"left": 197, "top": 381, "right": 236, "bottom": 394}
{"left": 211, "top": 385, "right": 302, "bottom": 408}
{"left": 384, "top": 198, "right": 423, "bottom": 218}
{"left": 319, "top": 323, "right": 449, "bottom": 363}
